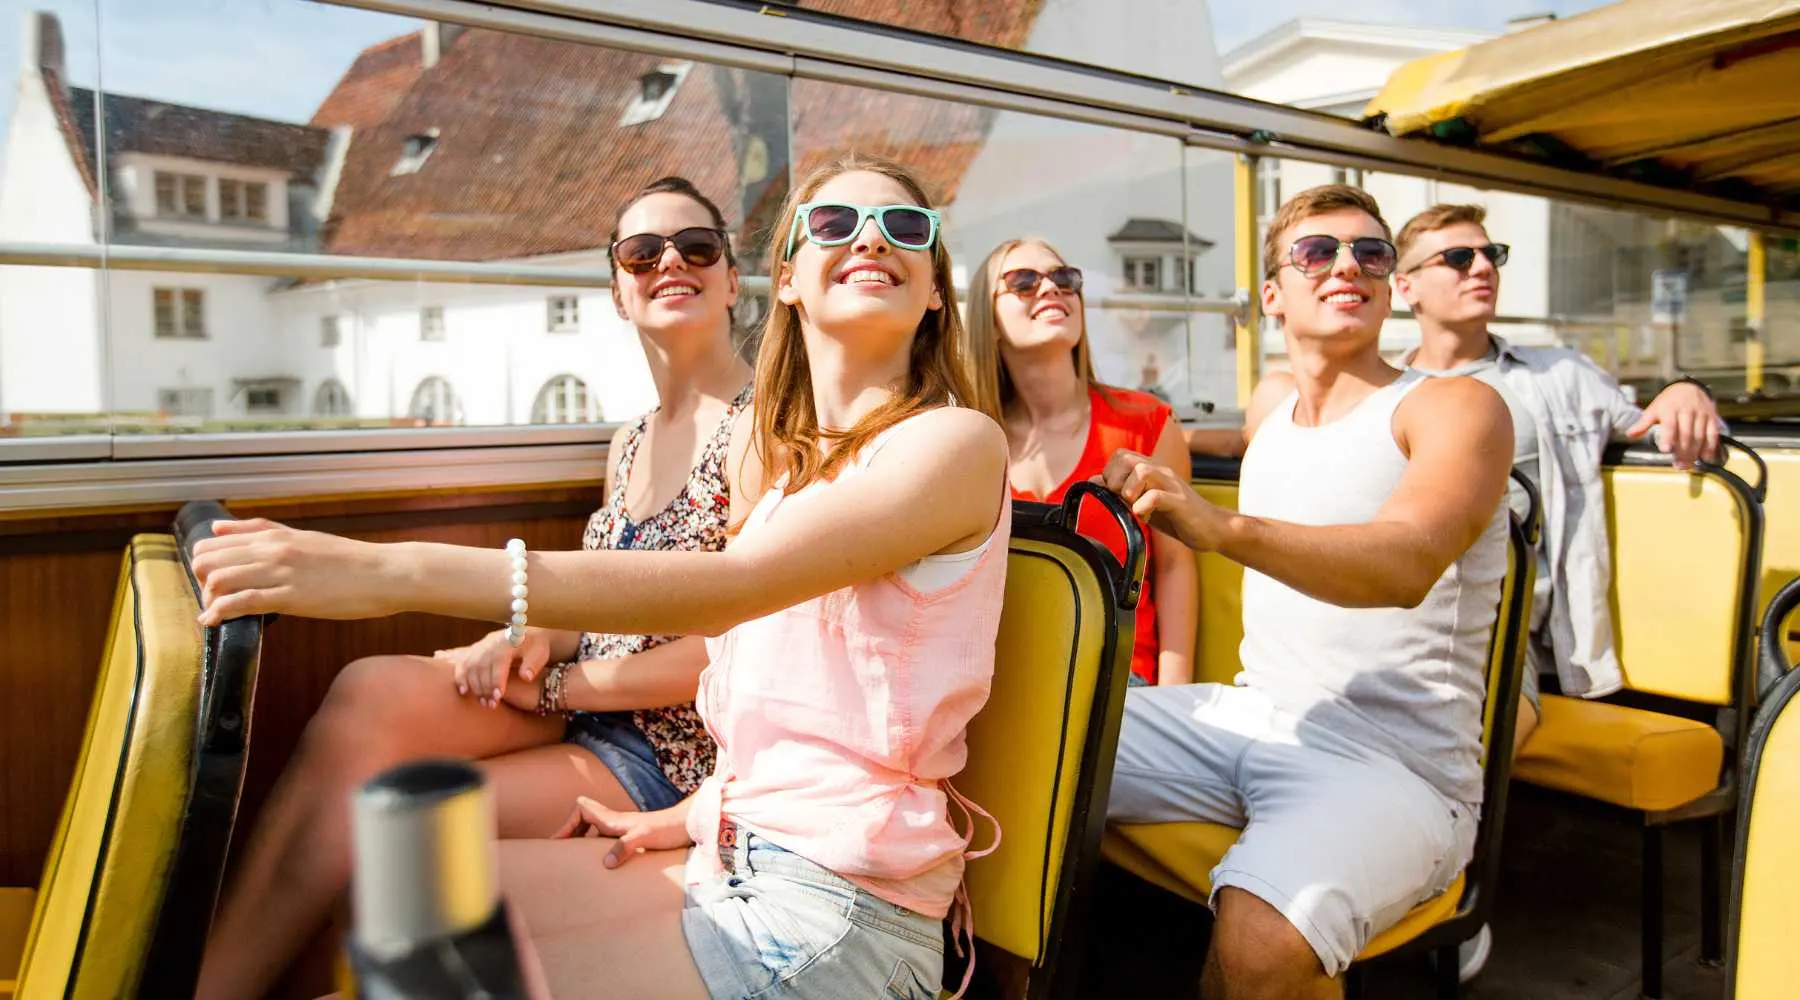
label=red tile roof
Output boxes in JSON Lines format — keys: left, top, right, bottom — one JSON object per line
{"left": 311, "top": 32, "right": 425, "bottom": 132}
{"left": 315, "top": 1, "right": 1044, "bottom": 262}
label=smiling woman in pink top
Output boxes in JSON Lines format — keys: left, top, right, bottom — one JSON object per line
{"left": 189, "top": 154, "right": 1010, "bottom": 1000}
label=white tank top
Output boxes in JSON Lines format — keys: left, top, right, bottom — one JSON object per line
{"left": 1236, "top": 371, "right": 1508, "bottom": 805}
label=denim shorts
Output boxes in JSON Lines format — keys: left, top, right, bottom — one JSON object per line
{"left": 680, "top": 828, "right": 944, "bottom": 1000}
{"left": 563, "top": 711, "right": 685, "bottom": 811}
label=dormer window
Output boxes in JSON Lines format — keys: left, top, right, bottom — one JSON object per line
{"left": 619, "top": 62, "right": 691, "bottom": 126}
{"left": 392, "top": 129, "right": 439, "bottom": 176}
{"left": 1108, "top": 218, "right": 1213, "bottom": 295}
{"left": 154, "top": 171, "right": 206, "bottom": 219}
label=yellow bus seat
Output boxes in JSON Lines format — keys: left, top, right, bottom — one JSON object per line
{"left": 1189, "top": 478, "right": 1243, "bottom": 688}
{"left": 1515, "top": 696, "right": 1722, "bottom": 812}
{"left": 1726, "top": 574, "right": 1800, "bottom": 1000}
{"left": 1101, "top": 459, "right": 1538, "bottom": 999}
{"left": 950, "top": 485, "right": 1144, "bottom": 1000}
{"left": 0, "top": 888, "right": 34, "bottom": 995}
{"left": 1726, "top": 434, "right": 1800, "bottom": 676}
{"left": 1508, "top": 443, "right": 1763, "bottom": 998}
{"left": 8, "top": 501, "right": 269, "bottom": 999}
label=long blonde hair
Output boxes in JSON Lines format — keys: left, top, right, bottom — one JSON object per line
{"left": 964, "top": 237, "right": 1099, "bottom": 418}
{"left": 749, "top": 154, "right": 983, "bottom": 495}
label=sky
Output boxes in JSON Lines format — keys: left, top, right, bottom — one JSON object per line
{"left": 0, "top": 0, "right": 1614, "bottom": 156}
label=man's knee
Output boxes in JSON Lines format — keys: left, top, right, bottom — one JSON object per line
{"left": 1211, "top": 887, "right": 1337, "bottom": 997}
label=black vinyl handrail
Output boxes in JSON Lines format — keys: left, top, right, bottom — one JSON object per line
{"left": 1604, "top": 434, "right": 1767, "bottom": 502}
{"left": 140, "top": 500, "right": 270, "bottom": 996}
{"left": 1758, "top": 575, "right": 1800, "bottom": 701}
{"left": 1047, "top": 481, "right": 1148, "bottom": 611}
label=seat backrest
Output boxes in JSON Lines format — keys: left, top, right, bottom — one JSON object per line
{"left": 15, "top": 534, "right": 202, "bottom": 999}
{"left": 959, "top": 486, "right": 1142, "bottom": 991}
{"left": 1726, "top": 575, "right": 1800, "bottom": 999}
{"left": 1603, "top": 444, "right": 1763, "bottom": 707}
{"left": 1725, "top": 433, "right": 1800, "bottom": 665}
{"left": 16, "top": 502, "right": 267, "bottom": 999}
{"left": 1189, "top": 478, "right": 1244, "bottom": 687}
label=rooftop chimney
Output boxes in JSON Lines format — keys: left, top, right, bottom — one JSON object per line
{"left": 25, "top": 11, "right": 67, "bottom": 83}
{"left": 421, "top": 22, "right": 465, "bottom": 69}
{"left": 1506, "top": 12, "right": 1558, "bottom": 34}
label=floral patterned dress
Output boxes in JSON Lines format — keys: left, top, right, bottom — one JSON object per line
{"left": 563, "top": 384, "right": 751, "bottom": 795}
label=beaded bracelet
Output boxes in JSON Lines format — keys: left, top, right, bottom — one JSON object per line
{"left": 504, "top": 537, "right": 529, "bottom": 647}
{"left": 536, "top": 662, "right": 571, "bottom": 717}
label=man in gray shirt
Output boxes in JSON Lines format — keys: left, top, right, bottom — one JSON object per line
{"left": 1396, "top": 203, "right": 1722, "bottom": 753}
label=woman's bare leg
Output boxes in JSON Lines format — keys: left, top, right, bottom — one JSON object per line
{"left": 498, "top": 838, "right": 709, "bottom": 999}
{"left": 195, "top": 654, "right": 635, "bottom": 1000}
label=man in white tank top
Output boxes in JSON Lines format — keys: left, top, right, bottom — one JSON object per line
{"left": 1394, "top": 204, "right": 1724, "bottom": 755}
{"left": 1099, "top": 185, "right": 1516, "bottom": 1000}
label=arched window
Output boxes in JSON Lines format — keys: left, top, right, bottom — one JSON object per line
{"left": 314, "top": 379, "right": 352, "bottom": 417}
{"left": 531, "top": 374, "right": 598, "bottom": 424}
{"left": 408, "top": 376, "right": 464, "bottom": 426}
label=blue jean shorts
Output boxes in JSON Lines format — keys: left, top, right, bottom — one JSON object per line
{"left": 680, "top": 828, "right": 944, "bottom": 1000}
{"left": 563, "top": 711, "right": 685, "bottom": 811}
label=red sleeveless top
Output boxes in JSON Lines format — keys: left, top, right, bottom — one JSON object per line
{"left": 1010, "top": 385, "right": 1171, "bottom": 684}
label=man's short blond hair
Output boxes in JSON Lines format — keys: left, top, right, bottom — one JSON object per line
{"left": 1262, "top": 184, "right": 1390, "bottom": 279}
{"left": 1396, "top": 204, "right": 1487, "bottom": 263}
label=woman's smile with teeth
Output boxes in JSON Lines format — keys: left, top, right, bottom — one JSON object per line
{"left": 842, "top": 267, "right": 897, "bottom": 286}
{"left": 1033, "top": 303, "right": 1069, "bottom": 319}
{"left": 652, "top": 285, "right": 698, "bottom": 299}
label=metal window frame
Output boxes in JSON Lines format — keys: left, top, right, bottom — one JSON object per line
{"left": 7, "top": 0, "right": 1795, "bottom": 504}
{"left": 333, "top": 0, "right": 1796, "bottom": 232}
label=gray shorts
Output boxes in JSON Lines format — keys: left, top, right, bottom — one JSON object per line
{"left": 1107, "top": 683, "right": 1477, "bottom": 977}
{"left": 680, "top": 828, "right": 943, "bottom": 1000}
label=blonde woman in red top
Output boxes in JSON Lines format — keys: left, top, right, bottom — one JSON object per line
{"left": 966, "top": 238, "right": 1197, "bottom": 686}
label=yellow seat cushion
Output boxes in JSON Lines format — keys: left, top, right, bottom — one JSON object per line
{"left": 1515, "top": 694, "right": 1723, "bottom": 812}
{"left": 1, "top": 888, "right": 35, "bottom": 994}
{"left": 1100, "top": 823, "right": 1464, "bottom": 959}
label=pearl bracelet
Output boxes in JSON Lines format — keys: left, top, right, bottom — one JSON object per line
{"left": 504, "top": 537, "right": 529, "bottom": 647}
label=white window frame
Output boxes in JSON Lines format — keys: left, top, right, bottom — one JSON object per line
{"left": 409, "top": 376, "right": 464, "bottom": 426}
{"left": 314, "top": 379, "right": 353, "bottom": 417}
{"left": 244, "top": 386, "right": 286, "bottom": 414}
{"left": 153, "top": 287, "right": 207, "bottom": 339}
{"left": 1123, "top": 255, "right": 1162, "bottom": 292}
{"left": 321, "top": 315, "right": 342, "bottom": 348}
{"left": 154, "top": 171, "right": 207, "bottom": 219}
{"left": 157, "top": 387, "right": 214, "bottom": 418}
{"left": 619, "top": 61, "right": 692, "bottom": 126}
{"left": 532, "top": 374, "right": 596, "bottom": 424}
{"left": 420, "top": 306, "right": 446, "bottom": 342}
{"left": 547, "top": 295, "right": 580, "bottom": 333}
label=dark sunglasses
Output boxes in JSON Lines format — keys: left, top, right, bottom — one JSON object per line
{"left": 1408, "top": 243, "right": 1510, "bottom": 273}
{"left": 999, "top": 266, "right": 1083, "bottom": 297}
{"left": 611, "top": 227, "right": 728, "bottom": 275}
{"left": 1282, "top": 235, "right": 1398, "bottom": 279}
{"left": 785, "top": 202, "right": 941, "bottom": 258}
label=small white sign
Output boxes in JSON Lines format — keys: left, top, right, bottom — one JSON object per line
{"left": 1652, "top": 269, "right": 1688, "bottom": 325}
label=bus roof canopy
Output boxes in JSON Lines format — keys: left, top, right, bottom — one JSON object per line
{"left": 1362, "top": 0, "right": 1800, "bottom": 213}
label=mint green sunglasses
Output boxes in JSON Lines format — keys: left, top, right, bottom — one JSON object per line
{"left": 784, "top": 202, "right": 942, "bottom": 258}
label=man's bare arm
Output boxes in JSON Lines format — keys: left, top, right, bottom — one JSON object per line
{"left": 1104, "top": 377, "right": 1513, "bottom": 609}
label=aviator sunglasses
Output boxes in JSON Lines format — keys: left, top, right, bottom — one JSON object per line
{"left": 611, "top": 227, "right": 729, "bottom": 275}
{"left": 999, "top": 266, "right": 1084, "bottom": 297}
{"left": 785, "top": 202, "right": 941, "bottom": 258}
{"left": 1407, "top": 243, "right": 1510, "bottom": 273}
{"left": 1281, "top": 235, "right": 1399, "bottom": 279}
